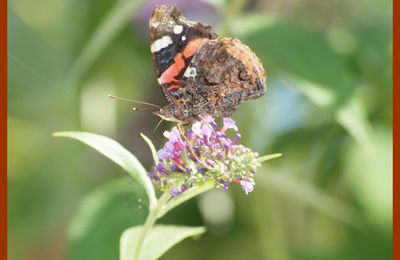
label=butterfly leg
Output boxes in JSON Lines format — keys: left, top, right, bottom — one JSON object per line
{"left": 198, "top": 114, "right": 217, "bottom": 135}
{"left": 177, "top": 123, "right": 202, "bottom": 162}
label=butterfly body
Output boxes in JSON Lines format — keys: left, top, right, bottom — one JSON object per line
{"left": 150, "top": 5, "right": 266, "bottom": 124}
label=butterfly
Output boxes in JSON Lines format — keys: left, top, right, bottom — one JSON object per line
{"left": 149, "top": 4, "right": 266, "bottom": 124}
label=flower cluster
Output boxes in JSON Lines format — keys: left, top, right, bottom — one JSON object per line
{"left": 148, "top": 116, "right": 261, "bottom": 196}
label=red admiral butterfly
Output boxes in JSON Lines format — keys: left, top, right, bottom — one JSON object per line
{"left": 149, "top": 4, "right": 266, "bottom": 124}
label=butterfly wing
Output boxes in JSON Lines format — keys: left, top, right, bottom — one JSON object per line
{"left": 179, "top": 37, "right": 266, "bottom": 118}
{"left": 149, "top": 5, "right": 217, "bottom": 105}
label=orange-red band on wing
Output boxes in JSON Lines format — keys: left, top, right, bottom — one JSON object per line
{"left": 182, "top": 38, "right": 206, "bottom": 58}
{"left": 167, "top": 84, "right": 179, "bottom": 90}
{"left": 160, "top": 53, "right": 185, "bottom": 84}
{"left": 159, "top": 38, "right": 207, "bottom": 88}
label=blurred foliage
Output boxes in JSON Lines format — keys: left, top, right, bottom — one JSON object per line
{"left": 8, "top": 0, "right": 392, "bottom": 259}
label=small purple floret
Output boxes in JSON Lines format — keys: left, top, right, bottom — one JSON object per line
{"left": 171, "top": 188, "right": 180, "bottom": 196}
{"left": 222, "top": 118, "right": 238, "bottom": 132}
{"left": 197, "top": 166, "right": 207, "bottom": 172}
{"left": 233, "top": 133, "right": 241, "bottom": 144}
{"left": 206, "top": 160, "right": 214, "bottom": 167}
{"left": 180, "top": 184, "right": 188, "bottom": 192}
{"left": 240, "top": 181, "right": 254, "bottom": 194}
{"left": 220, "top": 180, "right": 229, "bottom": 190}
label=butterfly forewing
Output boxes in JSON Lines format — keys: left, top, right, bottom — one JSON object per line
{"left": 149, "top": 5, "right": 216, "bottom": 102}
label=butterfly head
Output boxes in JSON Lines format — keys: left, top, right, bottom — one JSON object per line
{"left": 153, "top": 105, "right": 190, "bottom": 124}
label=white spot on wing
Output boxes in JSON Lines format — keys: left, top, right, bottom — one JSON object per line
{"left": 173, "top": 25, "right": 183, "bottom": 34}
{"left": 184, "top": 67, "right": 197, "bottom": 78}
{"left": 157, "top": 78, "right": 163, "bottom": 84}
{"left": 181, "top": 36, "right": 186, "bottom": 41}
{"left": 151, "top": 35, "right": 173, "bottom": 53}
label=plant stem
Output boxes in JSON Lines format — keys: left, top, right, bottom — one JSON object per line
{"left": 157, "top": 182, "right": 214, "bottom": 218}
{"left": 133, "top": 192, "right": 172, "bottom": 260}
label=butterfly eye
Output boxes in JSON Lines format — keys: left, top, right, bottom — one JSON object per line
{"left": 239, "top": 70, "right": 250, "bottom": 81}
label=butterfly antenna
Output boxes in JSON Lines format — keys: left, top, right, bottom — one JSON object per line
{"left": 108, "top": 95, "right": 160, "bottom": 108}
{"left": 132, "top": 107, "right": 159, "bottom": 112}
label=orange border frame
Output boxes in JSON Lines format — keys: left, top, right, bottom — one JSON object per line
{"left": 3, "top": 0, "right": 7, "bottom": 258}
{"left": 393, "top": 0, "right": 398, "bottom": 259}
{"left": 393, "top": 1, "right": 397, "bottom": 259}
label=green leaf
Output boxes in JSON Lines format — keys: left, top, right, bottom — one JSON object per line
{"left": 53, "top": 131, "right": 157, "bottom": 208}
{"left": 235, "top": 15, "right": 353, "bottom": 101}
{"left": 335, "top": 96, "right": 372, "bottom": 145}
{"left": 344, "top": 126, "right": 392, "bottom": 231}
{"left": 68, "top": 178, "right": 147, "bottom": 260}
{"left": 257, "top": 153, "right": 282, "bottom": 163}
{"left": 140, "top": 133, "right": 159, "bottom": 165}
{"left": 120, "top": 225, "right": 206, "bottom": 260}
{"left": 63, "top": 0, "right": 146, "bottom": 88}
{"left": 257, "top": 171, "right": 362, "bottom": 228}
{"left": 234, "top": 15, "right": 373, "bottom": 144}
{"left": 296, "top": 79, "right": 372, "bottom": 144}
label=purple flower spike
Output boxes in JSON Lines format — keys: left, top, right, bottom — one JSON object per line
{"left": 149, "top": 116, "right": 261, "bottom": 196}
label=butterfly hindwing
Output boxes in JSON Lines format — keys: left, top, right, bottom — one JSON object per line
{"left": 178, "top": 38, "right": 267, "bottom": 118}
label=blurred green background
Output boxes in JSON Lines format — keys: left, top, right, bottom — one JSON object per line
{"left": 8, "top": 0, "right": 392, "bottom": 259}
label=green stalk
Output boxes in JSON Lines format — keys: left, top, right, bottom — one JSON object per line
{"left": 158, "top": 182, "right": 214, "bottom": 218}
{"left": 133, "top": 192, "right": 172, "bottom": 260}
